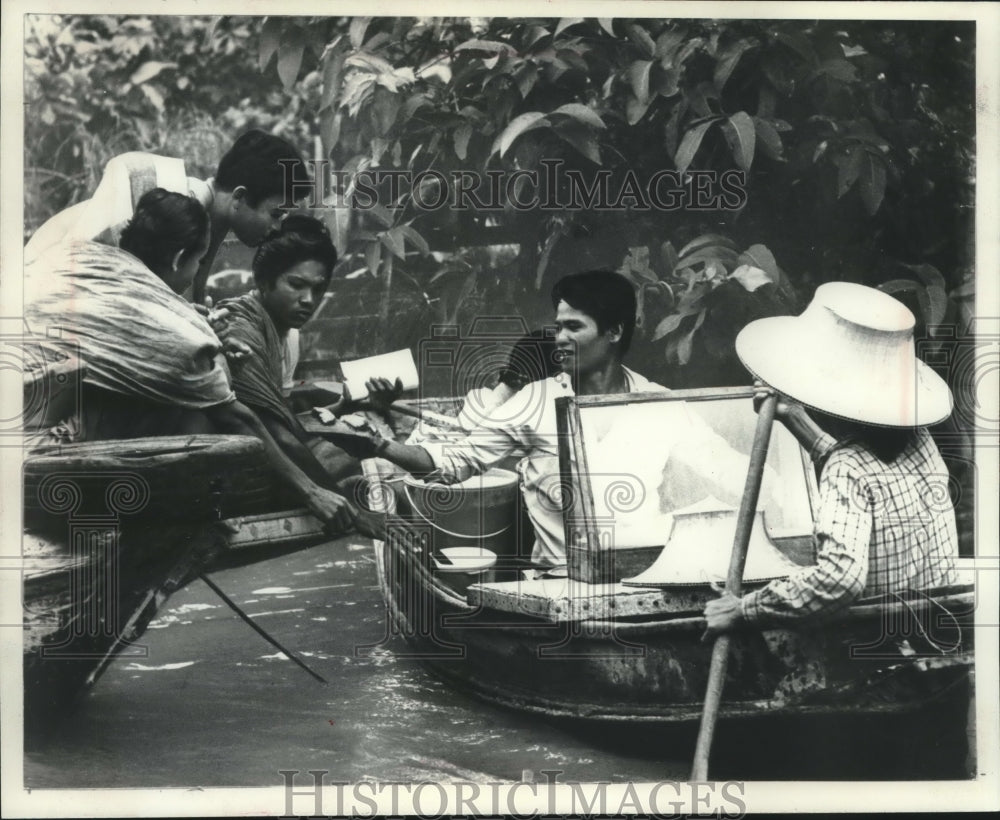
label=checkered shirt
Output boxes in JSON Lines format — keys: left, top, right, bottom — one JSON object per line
{"left": 741, "top": 427, "right": 959, "bottom": 625}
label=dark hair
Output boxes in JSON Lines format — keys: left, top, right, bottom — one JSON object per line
{"left": 497, "top": 329, "right": 560, "bottom": 389}
{"left": 252, "top": 214, "right": 338, "bottom": 288}
{"left": 811, "top": 410, "right": 918, "bottom": 464}
{"left": 119, "top": 188, "right": 208, "bottom": 274}
{"left": 215, "top": 129, "right": 306, "bottom": 207}
{"left": 551, "top": 270, "right": 638, "bottom": 354}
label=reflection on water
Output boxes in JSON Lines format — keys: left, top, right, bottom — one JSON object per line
{"left": 24, "top": 540, "right": 687, "bottom": 788}
{"left": 24, "top": 539, "right": 970, "bottom": 788}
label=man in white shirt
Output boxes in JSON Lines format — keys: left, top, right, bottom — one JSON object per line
{"left": 361, "top": 270, "right": 754, "bottom": 568}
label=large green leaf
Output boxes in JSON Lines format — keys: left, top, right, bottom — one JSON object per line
{"left": 677, "top": 309, "right": 707, "bottom": 365}
{"left": 737, "top": 244, "right": 781, "bottom": 284}
{"left": 926, "top": 285, "right": 948, "bottom": 326}
{"left": 368, "top": 203, "right": 394, "bottom": 229}
{"left": 628, "top": 59, "right": 654, "bottom": 104}
{"left": 663, "top": 101, "right": 686, "bottom": 157}
{"left": 620, "top": 246, "right": 658, "bottom": 283}
{"left": 900, "top": 263, "right": 947, "bottom": 293}
{"left": 514, "top": 61, "right": 540, "bottom": 99}
{"left": 341, "top": 71, "right": 377, "bottom": 117}
{"left": 752, "top": 116, "right": 784, "bottom": 160}
{"left": 656, "top": 28, "right": 687, "bottom": 64}
{"left": 258, "top": 17, "right": 282, "bottom": 71}
{"left": 399, "top": 224, "right": 430, "bottom": 255}
{"left": 674, "top": 117, "right": 719, "bottom": 174}
{"left": 551, "top": 102, "right": 605, "bottom": 129}
{"left": 320, "top": 108, "right": 340, "bottom": 156}
{"left": 492, "top": 111, "right": 549, "bottom": 157}
{"left": 655, "top": 64, "right": 682, "bottom": 98}
{"left": 626, "top": 94, "right": 653, "bottom": 126}
{"left": 345, "top": 51, "right": 397, "bottom": 75}
{"left": 554, "top": 18, "right": 584, "bottom": 37}
{"left": 652, "top": 312, "right": 686, "bottom": 341}
{"left": 713, "top": 39, "right": 752, "bottom": 91}
{"left": 535, "top": 224, "right": 564, "bottom": 289}
{"left": 627, "top": 23, "right": 656, "bottom": 58}
{"left": 722, "top": 111, "right": 756, "bottom": 171}
{"left": 453, "top": 122, "right": 473, "bottom": 160}
{"left": 523, "top": 26, "right": 552, "bottom": 51}
{"left": 837, "top": 146, "right": 865, "bottom": 197}
{"left": 818, "top": 58, "right": 858, "bottom": 83}
{"left": 319, "top": 36, "right": 349, "bottom": 113}
{"left": 553, "top": 120, "right": 601, "bottom": 164}
{"left": 130, "top": 61, "right": 176, "bottom": 85}
{"left": 678, "top": 245, "right": 741, "bottom": 271}
{"left": 381, "top": 226, "right": 407, "bottom": 259}
{"left": 138, "top": 83, "right": 165, "bottom": 111}
{"left": 676, "top": 279, "right": 710, "bottom": 311}
{"left": 775, "top": 30, "right": 817, "bottom": 65}
{"left": 454, "top": 39, "right": 517, "bottom": 55}
{"left": 678, "top": 233, "right": 739, "bottom": 258}
{"left": 859, "top": 152, "right": 887, "bottom": 214}
{"left": 660, "top": 240, "right": 679, "bottom": 276}
{"left": 365, "top": 239, "right": 382, "bottom": 277}
{"left": 276, "top": 29, "right": 305, "bottom": 90}
{"left": 879, "top": 279, "right": 920, "bottom": 295}
{"left": 401, "top": 92, "right": 430, "bottom": 122}
{"left": 349, "top": 17, "right": 371, "bottom": 49}
{"left": 371, "top": 86, "right": 400, "bottom": 135}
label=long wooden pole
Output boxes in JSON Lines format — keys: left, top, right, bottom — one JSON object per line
{"left": 691, "top": 394, "right": 777, "bottom": 780}
{"left": 199, "top": 573, "right": 328, "bottom": 684}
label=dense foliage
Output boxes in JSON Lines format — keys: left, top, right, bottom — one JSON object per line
{"left": 259, "top": 15, "right": 975, "bottom": 384}
{"left": 26, "top": 14, "right": 975, "bottom": 386}
{"left": 24, "top": 15, "right": 316, "bottom": 235}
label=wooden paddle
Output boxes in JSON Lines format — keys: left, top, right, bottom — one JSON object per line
{"left": 691, "top": 393, "right": 777, "bottom": 780}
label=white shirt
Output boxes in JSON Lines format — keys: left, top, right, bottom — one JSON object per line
{"left": 421, "top": 367, "right": 676, "bottom": 567}
{"left": 282, "top": 329, "right": 301, "bottom": 390}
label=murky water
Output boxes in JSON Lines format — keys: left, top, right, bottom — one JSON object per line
{"left": 24, "top": 538, "right": 972, "bottom": 789}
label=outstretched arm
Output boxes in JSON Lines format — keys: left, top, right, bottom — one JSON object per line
{"left": 703, "top": 453, "right": 872, "bottom": 636}
{"left": 207, "top": 399, "right": 356, "bottom": 531}
{"left": 256, "top": 409, "right": 349, "bottom": 488}
{"left": 753, "top": 382, "right": 836, "bottom": 464}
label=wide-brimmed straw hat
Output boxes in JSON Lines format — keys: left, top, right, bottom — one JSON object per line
{"left": 735, "top": 281, "right": 952, "bottom": 427}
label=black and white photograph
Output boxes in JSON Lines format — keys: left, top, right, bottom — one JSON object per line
{"left": 2, "top": 1, "right": 998, "bottom": 816}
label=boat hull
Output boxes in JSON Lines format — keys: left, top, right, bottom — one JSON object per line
{"left": 373, "top": 534, "right": 974, "bottom": 724}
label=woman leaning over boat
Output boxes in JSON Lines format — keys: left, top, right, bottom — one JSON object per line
{"left": 24, "top": 188, "right": 356, "bottom": 533}
{"left": 703, "top": 282, "right": 959, "bottom": 634}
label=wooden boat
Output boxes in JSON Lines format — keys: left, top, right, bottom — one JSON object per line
{"left": 20, "top": 428, "right": 338, "bottom": 738}
{"left": 18, "top": 340, "right": 402, "bottom": 734}
{"left": 360, "top": 388, "right": 975, "bottom": 724}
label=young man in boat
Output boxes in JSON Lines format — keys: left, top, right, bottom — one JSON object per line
{"left": 702, "top": 282, "right": 959, "bottom": 636}
{"left": 25, "top": 189, "right": 356, "bottom": 534}
{"left": 357, "top": 270, "right": 759, "bottom": 570}
{"left": 215, "top": 215, "right": 362, "bottom": 489}
{"left": 24, "top": 129, "right": 305, "bottom": 308}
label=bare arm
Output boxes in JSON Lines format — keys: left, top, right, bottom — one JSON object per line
{"left": 376, "top": 439, "right": 437, "bottom": 476}
{"left": 257, "top": 410, "right": 340, "bottom": 488}
{"left": 207, "top": 400, "right": 356, "bottom": 531}
{"left": 357, "top": 377, "right": 445, "bottom": 477}
{"left": 326, "top": 430, "right": 438, "bottom": 477}
{"left": 753, "top": 382, "right": 834, "bottom": 462}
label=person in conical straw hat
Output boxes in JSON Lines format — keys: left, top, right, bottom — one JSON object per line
{"left": 704, "top": 281, "right": 959, "bottom": 635}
